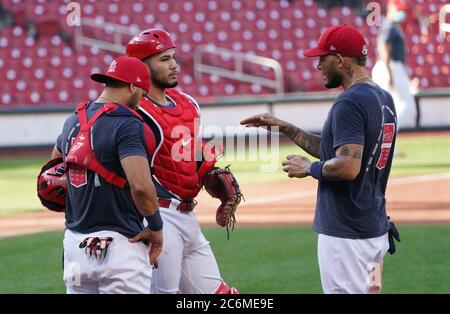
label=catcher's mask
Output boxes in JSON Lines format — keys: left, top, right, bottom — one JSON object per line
{"left": 37, "top": 157, "right": 67, "bottom": 212}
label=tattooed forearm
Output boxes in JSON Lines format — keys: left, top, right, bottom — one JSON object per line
{"left": 283, "top": 126, "right": 321, "bottom": 158}
{"left": 302, "top": 132, "right": 321, "bottom": 158}
{"left": 284, "top": 127, "right": 299, "bottom": 139}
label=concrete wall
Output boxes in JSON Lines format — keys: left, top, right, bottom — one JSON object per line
{"left": 0, "top": 112, "right": 68, "bottom": 147}
{"left": 419, "top": 96, "right": 450, "bottom": 128}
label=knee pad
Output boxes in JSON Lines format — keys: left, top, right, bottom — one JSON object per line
{"left": 214, "top": 281, "right": 239, "bottom": 294}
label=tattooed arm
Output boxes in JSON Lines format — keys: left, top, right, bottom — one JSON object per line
{"left": 319, "top": 144, "right": 364, "bottom": 181}
{"left": 282, "top": 125, "right": 321, "bottom": 159}
{"left": 281, "top": 144, "right": 363, "bottom": 181}
{"left": 240, "top": 113, "right": 321, "bottom": 158}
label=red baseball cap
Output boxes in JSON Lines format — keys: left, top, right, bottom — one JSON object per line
{"left": 304, "top": 25, "right": 368, "bottom": 58}
{"left": 91, "top": 56, "right": 150, "bottom": 92}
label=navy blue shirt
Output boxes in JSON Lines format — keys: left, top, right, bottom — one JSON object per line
{"left": 57, "top": 102, "right": 148, "bottom": 238}
{"left": 378, "top": 20, "right": 406, "bottom": 63}
{"left": 313, "top": 83, "right": 397, "bottom": 239}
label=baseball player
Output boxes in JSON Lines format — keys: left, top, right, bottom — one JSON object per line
{"left": 372, "top": 0, "right": 417, "bottom": 129}
{"left": 241, "top": 25, "right": 400, "bottom": 294}
{"left": 125, "top": 29, "right": 240, "bottom": 294}
{"left": 46, "top": 56, "right": 163, "bottom": 293}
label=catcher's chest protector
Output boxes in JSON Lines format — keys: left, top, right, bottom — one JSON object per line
{"left": 65, "top": 102, "right": 127, "bottom": 188}
{"left": 138, "top": 89, "right": 201, "bottom": 200}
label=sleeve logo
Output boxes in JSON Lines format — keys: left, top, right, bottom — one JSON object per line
{"left": 376, "top": 123, "right": 395, "bottom": 170}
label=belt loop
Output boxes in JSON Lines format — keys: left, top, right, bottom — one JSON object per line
{"left": 171, "top": 198, "right": 181, "bottom": 211}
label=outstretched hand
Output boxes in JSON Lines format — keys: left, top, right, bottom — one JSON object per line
{"left": 282, "top": 155, "right": 312, "bottom": 178}
{"left": 129, "top": 229, "right": 163, "bottom": 268}
{"left": 240, "top": 113, "right": 288, "bottom": 132}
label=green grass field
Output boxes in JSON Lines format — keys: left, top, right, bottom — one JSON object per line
{"left": 0, "top": 225, "right": 449, "bottom": 293}
{"left": 0, "top": 157, "right": 47, "bottom": 216}
{"left": 2, "top": 134, "right": 448, "bottom": 216}
{"left": 0, "top": 133, "right": 449, "bottom": 293}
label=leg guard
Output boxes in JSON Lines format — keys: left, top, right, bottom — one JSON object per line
{"left": 214, "top": 281, "right": 239, "bottom": 294}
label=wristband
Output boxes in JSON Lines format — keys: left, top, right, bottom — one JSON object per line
{"left": 309, "top": 161, "right": 326, "bottom": 181}
{"left": 144, "top": 210, "right": 163, "bottom": 232}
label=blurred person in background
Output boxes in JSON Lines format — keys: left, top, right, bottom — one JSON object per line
{"left": 372, "top": 0, "right": 417, "bottom": 130}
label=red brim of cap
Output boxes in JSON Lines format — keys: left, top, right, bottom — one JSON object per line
{"left": 303, "top": 47, "right": 330, "bottom": 57}
{"left": 90, "top": 72, "right": 130, "bottom": 85}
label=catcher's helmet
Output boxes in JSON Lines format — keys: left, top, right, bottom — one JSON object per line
{"left": 126, "top": 28, "right": 176, "bottom": 60}
{"left": 37, "top": 158, "right": 67, "bottom": 212}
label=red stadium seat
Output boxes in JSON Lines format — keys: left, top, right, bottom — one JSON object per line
{"left": 0, "top": 0, "right": 446, "bottom": 107}
{"left": 15, "top": 90, "right": 44, "bottom": 107}
{"left": 0, "top": 91, "right": 14, "bottom": 107}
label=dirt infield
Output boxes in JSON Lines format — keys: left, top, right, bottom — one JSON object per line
{"left": 1, "top": 172, "right": 449, "bottom": 238}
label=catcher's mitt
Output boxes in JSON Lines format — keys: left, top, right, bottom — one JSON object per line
{"left": 203, "top": 166, "right": 243, "bottom": 239}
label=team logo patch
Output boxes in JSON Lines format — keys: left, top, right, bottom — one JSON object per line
{"left": 362, "top": 44, "right": 368, "bottom": 56}
{"left": 69, "top": 164, "right": 88, "bottom": 187}
{"left": 376, "top": 123, "right": 395, "bottom": 170}
{"left": 67, "top": 136, "right": 87, "bottom": 187}
{"left": 107, "top": 60, "right": 117, "bottom": 73}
